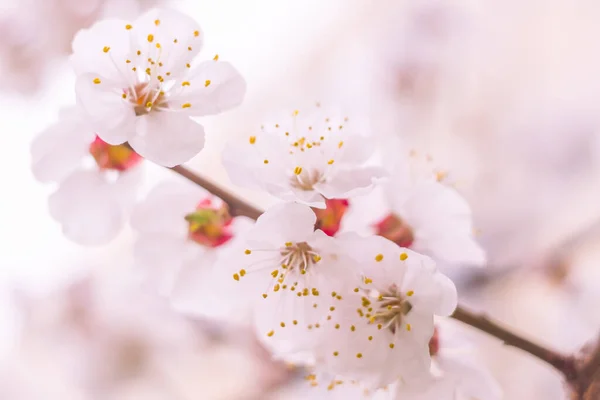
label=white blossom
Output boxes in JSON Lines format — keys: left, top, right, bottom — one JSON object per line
{"left": 71, "top": 8, "right": 246, "bottom": 167}
{"left": 312, "top": 234, "right": 457, "bottom": 389}
{"left": 220, "top": 201, "right": 359, "bottom": 356}
{"left": 222, "top": 104, "right": 387, "bottom": 208}
{"left": 30, "top": 107, "right": 143, "bottom": 245}
{"left": 130, "top": 179, "right": 253, "bottom": 321}
{"left": 345, "top": 153, "right": 485, "bottom": 269}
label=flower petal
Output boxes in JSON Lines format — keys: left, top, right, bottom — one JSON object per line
{"left": 222, "top": 132, "right": 290, "bottom": 192}
{"left": 133, "top": 232, "right": 194, "bottom": 296}
{"left": 48, "top": 170, "right": 125, "bottom": 245}
{"left": 248, "top": 202, "right": 317, "bottom": 246}
{"left": 75, "top": 73, "right": 137, "bottom": 145}
{"left": 401, "top": 182, "right": 486, "bottom": 267}
{"left": 173, "top": 61, "right": 246, "bottom": 117}
{"left": 31, "top": 109, "right": 94, "bottom": 183}
{"left": 129, "top": 113, "right": 205, "bottom": 167}
{"left": 316, "top": 166, "right": 387, "bottom": 199}
{"left": 131, "top": 180, "right": 209, "bottom": 235}
{"left": 70, "top": 19, "right": 134, "bottom": 86}
{"left": 132, "top": 8, "right": 203, "bottom": 77}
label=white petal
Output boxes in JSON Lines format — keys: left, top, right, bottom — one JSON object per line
{"left": 172, "top": 61, "right": 246, "bottom": 116}
{"left": 339, "top": 134, "right": 376, "bottom": 165}
{"left": 395, "top": 377, "right": 456, "bottom": 400}
{"left": 317, "top": 166, "right": 387, "bottom": 199}
{"left": 133, "top": 232, "right": 193, "bottom": 296}
{"left": 131, "top": 180, "right": 209, "bottom": 235}
{"left": 132, "top": 8, "right": 203, "bottom": 77}
{"left": 403, "top": 264, "right": 457, "bottom": 317}
{"left": 222, "top": 132, "right": 290, "bottom": 192}
{"left": 129, "top": 113, "right": 205, "bottom": 167}
{"left": 249, "top": 202, "right": 317, "bottom": 246}
{"left": 30, "top": 112, "right": 94, "bottom": 183}
{"left": 70, "top": 19, "right": 134, "bottom": 86}
{"left": 48, "top": 170, "right": 125, "bottom": 245}
{"left": 436, "top": 354, "right": 502, "bottom": 400}
{"left": 401, "top": 182, "right": 485, "bottom": 267}
{"left": 75, "top": 74, "right": 136, "bottom": 145}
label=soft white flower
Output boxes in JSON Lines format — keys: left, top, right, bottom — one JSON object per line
{"left": 130, "top": 179, "right": 253, "bottom": 320}
{"left": 31, "top": 107, "right": 143, "bottom": 245}
{"left": 222, "top": 104, "right": 387, "bottom": 208}
{"left": 220, "top": 201, "right": 358, "bottom": 356}
{"left": 71, "top": 8, "right": 246, "bottom": 167}
{"left": 313, "top": 234, "right": 457, "bottom": 389}
{"left": 394, "top": 319, "right": 502, "bottom": 400}
{"left": 344, "top": 153, "right": 485, "bottom": 269}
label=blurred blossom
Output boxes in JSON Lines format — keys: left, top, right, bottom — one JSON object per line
{"left": 0, "top": 273, "right": 291, "bottom": 399}
{"left": 30, "top": 106, "right": 144, "bottom": 245}
{"left": 0, "top": 0, "right": 163, "bottom": 95}
{"left": 130, "top": 178, "right": 254, "bottom": 321}
{"left": 343, "top": 150, "right": 485, "bottom": 276}
{"left": 223, "top": 104, "right": 387, "bottom": 208}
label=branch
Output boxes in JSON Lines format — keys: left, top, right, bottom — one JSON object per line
{"left": 168, "top": 163, "right": 585, "bottom": 383}
{"left": 451, "top": 306, "right": 577, "bottom": 379}
{"left": 169, "top": 165, "right": 262, "bottom": 220}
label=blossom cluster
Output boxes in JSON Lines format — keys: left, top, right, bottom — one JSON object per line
{"left": 26, "top": 7, "right": 501, "bottom": 400}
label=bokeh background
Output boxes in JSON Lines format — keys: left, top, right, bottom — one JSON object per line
{"left": 2, "top": 0, "right": 600, "bottom": 398}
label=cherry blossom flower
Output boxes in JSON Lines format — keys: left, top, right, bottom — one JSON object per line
{"left": 222, "top": 104, "right": 387, "bottom": 208}
{"left": 221, "top": 201, "right": 359, "bottom": 356}
{"left": 30, "top": 107, "right": 143, "bottom": 245}
{"left": 71, "top": 8, "right": 246, "bottom": 167}
{"left": 313, "top": 234, "right": 457, "bottom": 389}
{"left": 394, "top": 320, "right": 502, "bottom": 400}
{"left": 130, "top": 179, "right": 253, "bottom": 320}
{"left": 345, "top": 153, "right": 485, "bottom": 269}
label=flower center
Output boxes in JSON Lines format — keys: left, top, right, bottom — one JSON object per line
{"left": 185, "top": 200, "right": 233, "bottom": 248}
{"left": 126, "top": 82, "right": 168, "bottom": 116}
{"left": 89, "top": 136, "right": 142, "bottom": 171}
{"left": 313, "top": 199, "right": 349, "bottom": 237}
{"left": 280, "top": 241, "right": 319, "bottom": 274}
{"left": 374, "top": 214, "right": 415, "bottom": 248}
{"left": 366, "top": 284, "right": 413, "bottom": 334}
{"left": 290, "top": 169, "right": 324, "bottom": 191}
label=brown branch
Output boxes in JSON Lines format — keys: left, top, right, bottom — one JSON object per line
{"left": 452, "top": 306, "right": 577, "bottom": 379}
{"left": 168, "top": 162, "right": 591, "bottom": 385}
{"left": 169, "top": 165, "right": 262, "bottom": 220}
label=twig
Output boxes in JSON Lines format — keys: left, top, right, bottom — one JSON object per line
{"left": 451, "top": 306, "right": 577, "bottom": 379}
{"left": 169, "top": 165, "right": 262, "bottom": 220}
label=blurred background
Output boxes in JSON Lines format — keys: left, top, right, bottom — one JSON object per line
{"left": 2, "top": 0, "right": 600, "bottom": 398}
